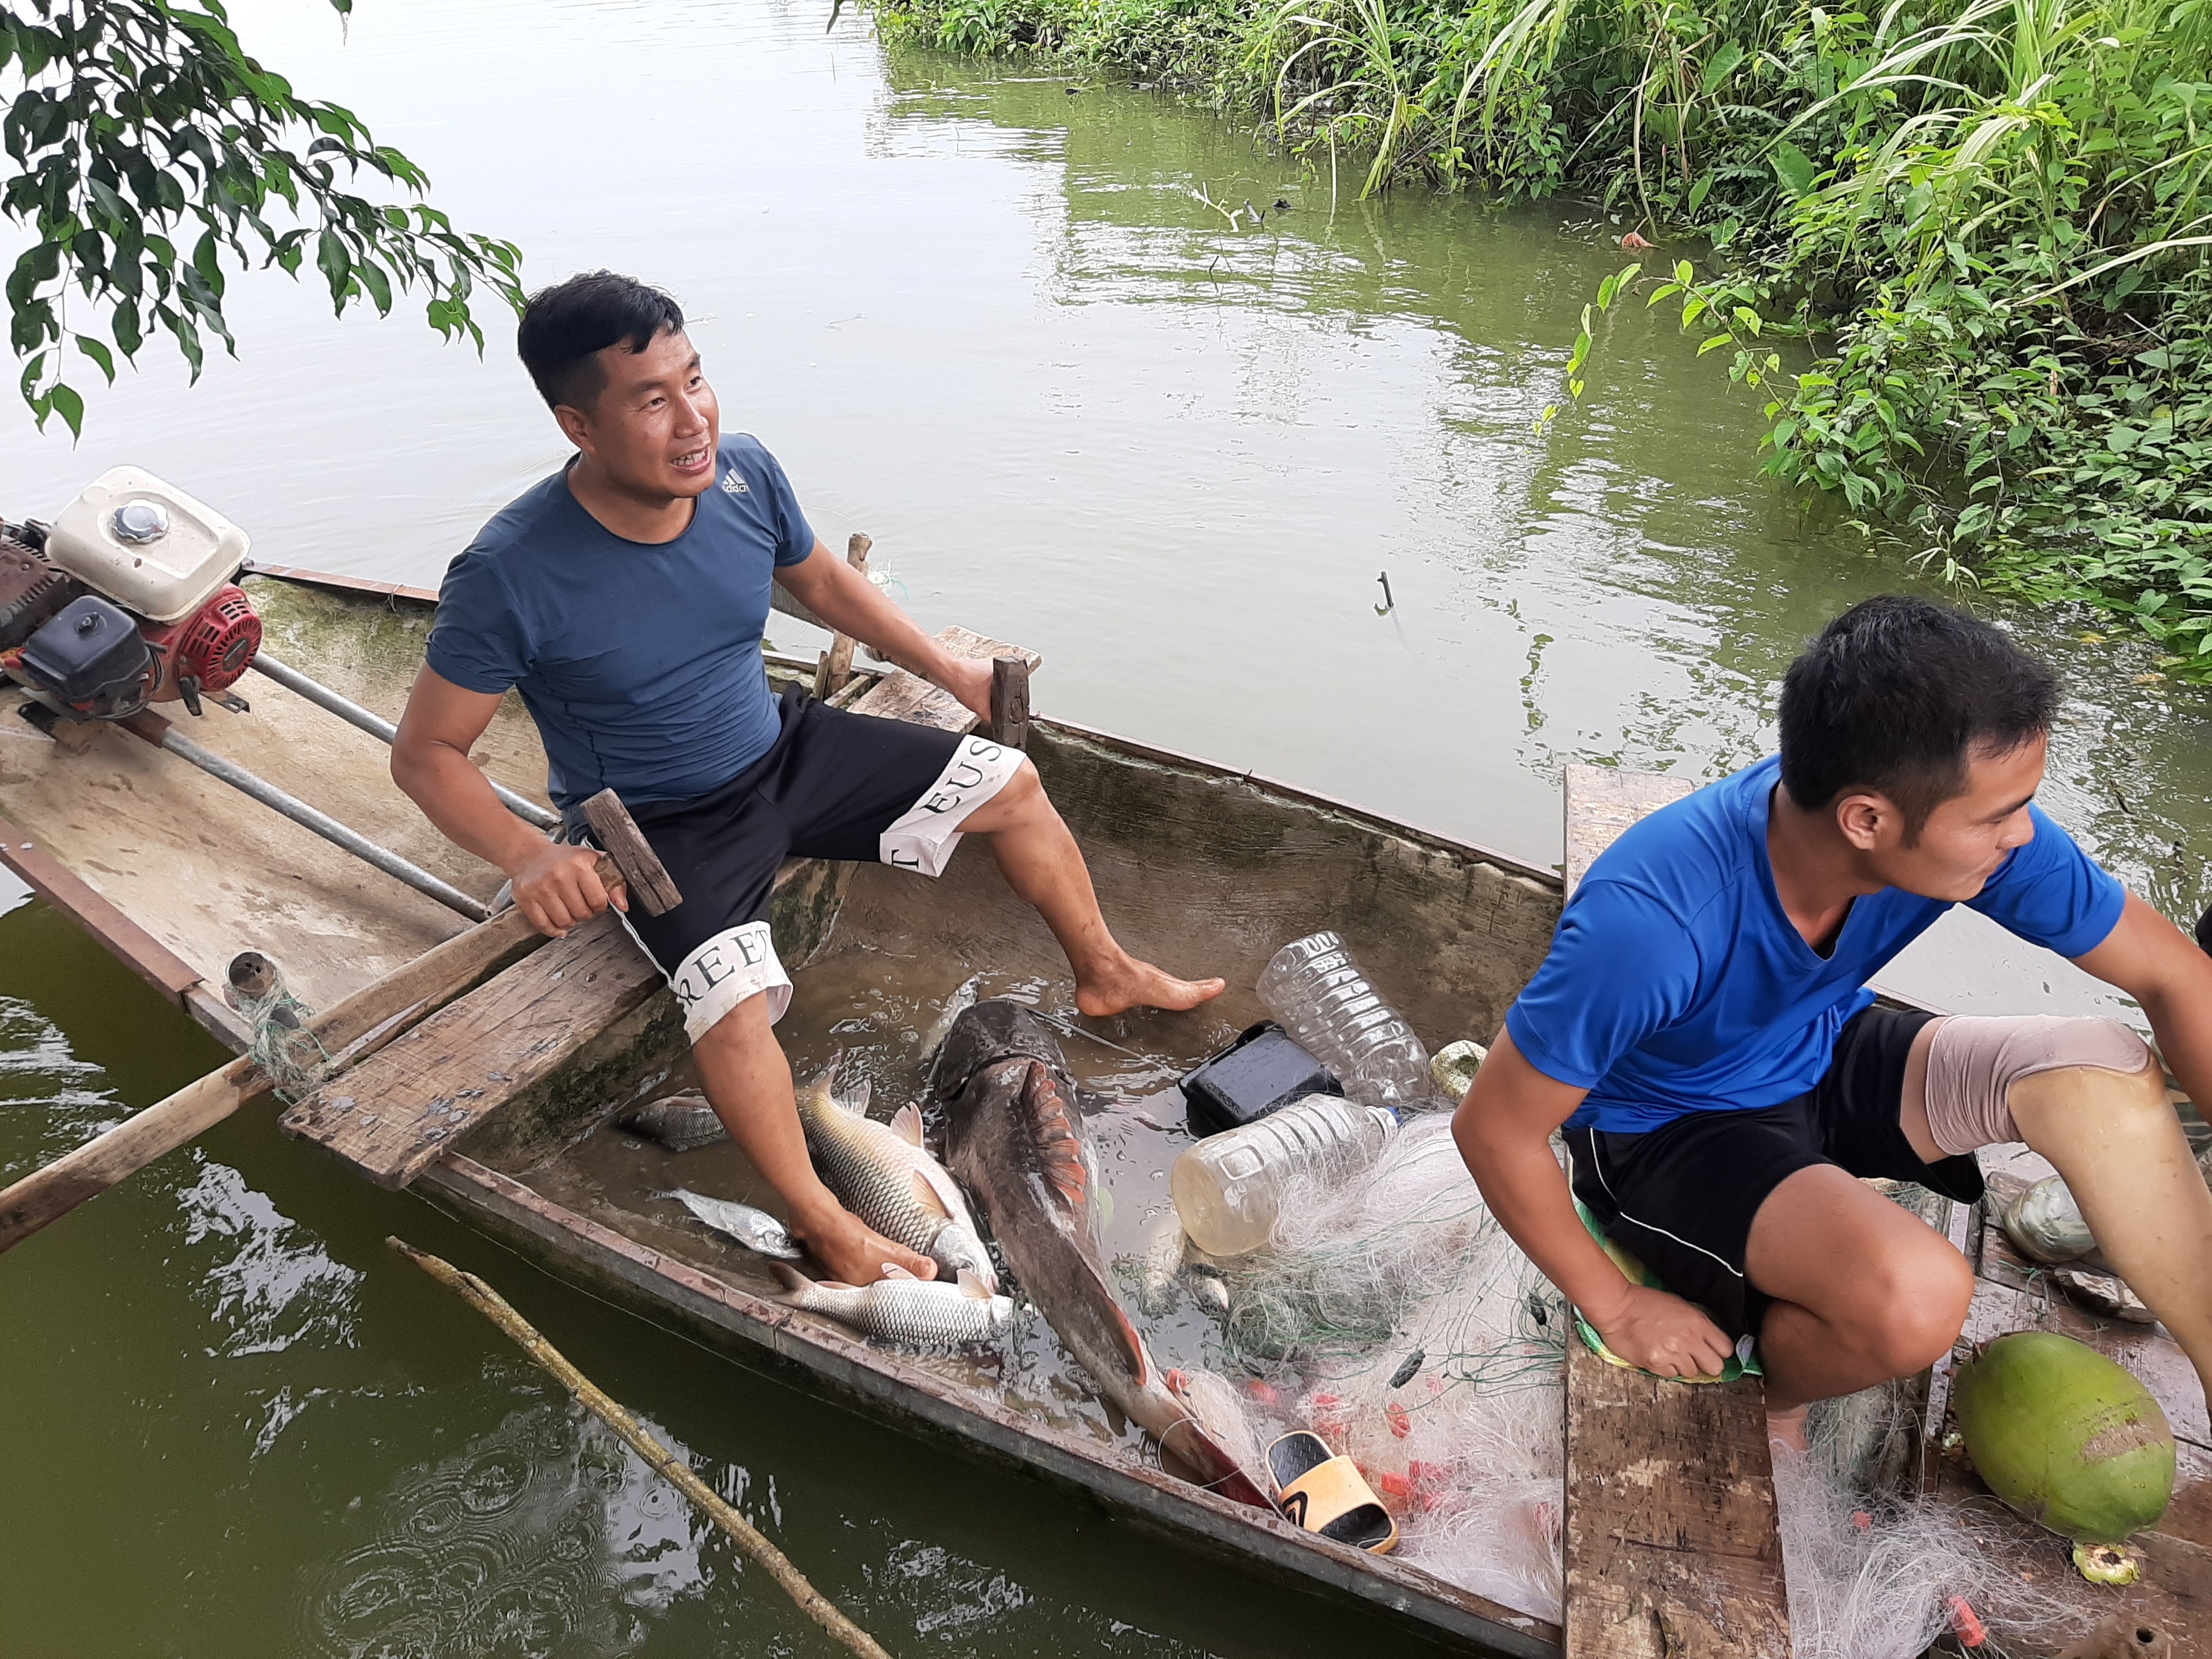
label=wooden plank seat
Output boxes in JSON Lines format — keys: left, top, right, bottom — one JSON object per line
{"left": 1559, "top": 765, "right": 1792, "bottom": 1659}
{"left": 280, "top": 626, "right": 1039, "bottom": 1187}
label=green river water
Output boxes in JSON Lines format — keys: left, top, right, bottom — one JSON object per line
{"left": 3, "top": 1, "right": 2211, "bottom": 1652}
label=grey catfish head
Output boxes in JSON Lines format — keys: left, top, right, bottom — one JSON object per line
{"left": 930, "top": 998, "right": 1073, "bottom": 1107}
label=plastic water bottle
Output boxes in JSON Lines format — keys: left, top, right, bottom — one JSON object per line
{"left": 1257, "top": 931, "right": 1438, "bottom": 1111}
{"left": 1171, "top": 1094, "right": 1400, "bottom": 1257}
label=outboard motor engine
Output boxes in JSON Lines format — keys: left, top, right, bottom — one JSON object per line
{"left": 2, "top": 467, "right": 262, "bottom": 721}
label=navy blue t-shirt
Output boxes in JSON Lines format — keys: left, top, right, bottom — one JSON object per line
{"left": 1508, "top": 755, "right": 2127, "bottom": 1135}
{"left": 427, "top": 436, "right": 816, "bottom": 809}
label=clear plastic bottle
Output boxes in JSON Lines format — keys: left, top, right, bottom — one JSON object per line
{"left": 1171, "top": 1093, "right": 1400, "bottom": 1256}
{"left": 1257, "top": 930, "right": 1439, "bottom": 1111}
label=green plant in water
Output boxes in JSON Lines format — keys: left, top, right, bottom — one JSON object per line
{"left": 870, "top": 0, "right": 2212, "bottom": 662}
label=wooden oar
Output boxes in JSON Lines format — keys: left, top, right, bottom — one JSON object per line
{"left": 0, "top": 895, "right": 545, "bottom": 1252}
{"left": 0, "top": 795, "right": 681, "bottom": 1255}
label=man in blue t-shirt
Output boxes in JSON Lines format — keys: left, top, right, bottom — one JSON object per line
{"left": 392, "top": 271, "right": 1222, "bottom": 1286}
{"left": 1454, "top": 599, "right": 2212, "bottom": 1446}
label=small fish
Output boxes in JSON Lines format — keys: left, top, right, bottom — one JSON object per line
{"left": 620, "top": 1092, "right": 730, "bottom": 1153}
{"left": 769, "top": 1261, "right": 1013, "bottom": 1345}
{"left": 797, "top": 1057, "right": 998, "bottom": 1293}
{"left": 662, "top": 1189, "right": 803, "bottom": 1260}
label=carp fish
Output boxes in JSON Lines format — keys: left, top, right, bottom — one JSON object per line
{"left": 769, "top": 1262, "right": 1014, "bottom": 1346}
{"left": 796, "top": 1057, "right": 998, "bottom": 1293}
{"left": 619, "top": 1092, "right": 731, "bottom": 1153}
{"left": 936, "top": 1001, "right": 1272, "bottom": 1510}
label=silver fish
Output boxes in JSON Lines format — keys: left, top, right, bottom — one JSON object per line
{"left": 796, "top": 1057, "right": 998, "bottom": 1293}
{"left": 769, "top": 1261, "right": 1013, "bottom": 1345}
{"left": 620, "top": 1092, "right": 730, "bottom": 1153}
{"left": 662, "top": 1189, "right": 803, "bottom": 1260}
{"left": 939, "top": 1000, "right": 1272, "bottom": 1510}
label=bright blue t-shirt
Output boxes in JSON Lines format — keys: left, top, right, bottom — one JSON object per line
{"left": 427, "top": 435, "right": 816, "bottom": 809}
{"left": 1509, "top": 756, "right": 2127, "bottom": 1135}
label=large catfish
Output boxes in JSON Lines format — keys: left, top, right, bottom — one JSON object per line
{"left": 936, "top": 1001, "right": 1272, "bottom": 1510}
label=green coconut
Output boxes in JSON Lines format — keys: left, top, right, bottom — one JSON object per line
{"left": 1953, "top": 1330, "right": 2176, "bottom": 1543}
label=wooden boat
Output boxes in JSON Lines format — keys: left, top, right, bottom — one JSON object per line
{"left": 3, "top": 563, "right": 2207, "bottom": 1657}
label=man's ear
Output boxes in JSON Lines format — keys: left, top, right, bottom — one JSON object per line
{"left": 1834, "top": 789, "right": 1892, "bottom": 852}
{"left": 554, "top": 402, "right": 593, "bottom": 454}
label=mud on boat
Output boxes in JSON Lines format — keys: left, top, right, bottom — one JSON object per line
{"left": 3, "top": 566, "right": 2208, "bottom": 1658}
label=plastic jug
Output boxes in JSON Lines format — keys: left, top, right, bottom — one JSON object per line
{"left": 1257, "top": 931, "right": 1440, "bottom": 1111}
{"left": 1171, "top": 1093, "right": 1399, "bottom": 1256}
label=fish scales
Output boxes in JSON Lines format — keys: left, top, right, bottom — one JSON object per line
{"left": 794, "top": 1059, "right": 998, "bottom": 1291}
{"left": 769, "top": 1263, "right": 1013, "bottom": 1345}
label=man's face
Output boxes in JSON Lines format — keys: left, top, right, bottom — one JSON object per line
{"left": 1845, "top": 732, "right": 2047, "bottom": 901}
{"left": 559, "top": 328, "right": 719, "bottom": 501}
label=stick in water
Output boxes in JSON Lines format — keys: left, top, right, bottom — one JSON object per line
{"left": 387, "top": 1237, "right": 894, "bottom": 1659}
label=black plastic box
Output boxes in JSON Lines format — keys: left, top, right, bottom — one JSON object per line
{"left": 1181, "top": 1021, "right": 1341, "bottom": 1138}
{"left": 18, "top": 596, "right": 150, "bottom": 709}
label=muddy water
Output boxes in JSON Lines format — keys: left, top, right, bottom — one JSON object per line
{"left": 5, "top": 0, "right": 2212, "bottom": 1651}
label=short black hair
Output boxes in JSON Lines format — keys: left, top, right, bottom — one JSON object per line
{"left": 1778, "top": 596, "right": 2057, "bottom": 836}
{"left": 516, "top": 271, "right": 685, "bottom": 412}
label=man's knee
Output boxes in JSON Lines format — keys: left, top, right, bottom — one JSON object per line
{"left": 691, "top": 988, "right": 775, "bottom": 1057}
{"left": 1846, "top": 1243, "right": 1973, "bottom": 1376}
{"left": 1929, "top": 1014, "right": 2158, "bottom": 1153}
{"left": 2009, "top": 1020, "right": 2166, "bottom": 1137}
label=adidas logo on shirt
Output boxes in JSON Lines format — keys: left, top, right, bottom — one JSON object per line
{"left": 720, "top": 469, "right": 749, "bottom": 495}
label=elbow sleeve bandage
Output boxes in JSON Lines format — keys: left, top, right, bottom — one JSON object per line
{"left": 1921, "top": 1014, "right": 2155, "bottom": 1156}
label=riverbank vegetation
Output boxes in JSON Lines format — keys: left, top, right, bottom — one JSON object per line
{"left": 872, "top": 0, "right": 2212, "bottom": 667}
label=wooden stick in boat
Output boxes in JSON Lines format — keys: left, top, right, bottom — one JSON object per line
{"left": 389, "top": 1237, "right": 896, "bottom": 1659}
{"left": 990, "top": 657, "right": 1030, "bottom": 750}
{"left": 821, "top": 533, "right": 872, "bottom": 697}
{"left": 0, "top": 853, "right": 628, "bottom": 1255}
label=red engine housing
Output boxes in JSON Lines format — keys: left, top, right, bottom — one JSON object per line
{"left": 143, "top": 584, "right": 261, "bottom": 704}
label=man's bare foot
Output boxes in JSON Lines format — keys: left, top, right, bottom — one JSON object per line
{"left": 1075, "top": 954, "right": 1226, "bottom": 1018}
{"left": 1767, "top": 1402, "right": 1810, "bottom": 1455}
{"left": 789, "top": 1200, "right": 936, "bottom": 1285}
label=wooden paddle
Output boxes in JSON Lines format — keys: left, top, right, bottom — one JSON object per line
{"left": 0, "top": 797, "right": 681, "bottom": 1256}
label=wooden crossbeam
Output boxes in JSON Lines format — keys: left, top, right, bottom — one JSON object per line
{"left": 279, "top": 912, "right": 661, "bottom": 1188}
{"left": 1559, "top": 764, "right": 1791, "bottom": 1659}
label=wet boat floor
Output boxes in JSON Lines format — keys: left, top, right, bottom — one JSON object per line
{"left": 513, "top": 939, "right": 1259, "bottom": 1477}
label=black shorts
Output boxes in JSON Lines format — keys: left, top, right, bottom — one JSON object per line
{"left": 593, "top": 685, "right": 1023, "bottom": 1042}
{"left": 1564, "top": 1006, "right": 1985, "bottom": 1342}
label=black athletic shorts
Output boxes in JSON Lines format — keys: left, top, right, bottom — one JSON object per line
{"left": 1563, "top": 1006, "right": 1985, "bottom": 1342}
{"left": 587, "top": 684, "right": 1023, "bottom": 1042}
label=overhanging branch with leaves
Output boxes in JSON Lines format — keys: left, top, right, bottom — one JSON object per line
{"left": 2, "top": 0, "right": 523, "bottom": 435}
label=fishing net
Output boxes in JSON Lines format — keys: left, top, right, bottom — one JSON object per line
{"left": 1176, "top": 1117, "right": 2101, "bottom": 1650}
{"left": 227, "top": 974, "right": 331, "bottom": 1103}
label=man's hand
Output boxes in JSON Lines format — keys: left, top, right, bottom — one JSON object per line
{"left": 509, "top": 840, "right": 627, "bottom": 938}
{"left": 1586, "top": 1283, "right": 1736, "bottom": 1378}
{"left": 937, "top": 654, "right": 995, "bottom": 724}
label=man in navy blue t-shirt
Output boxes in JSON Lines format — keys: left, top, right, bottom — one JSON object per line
{"left": 1455, "top": 599, "right": 2212, "bottom": 1445}
{"left": 392, "top": 272, "right": 1222, "bottom": 1287}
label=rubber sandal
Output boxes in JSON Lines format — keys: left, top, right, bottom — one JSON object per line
{"left": 1266, "top": 1430, "right": 1400, "bottom": 1554}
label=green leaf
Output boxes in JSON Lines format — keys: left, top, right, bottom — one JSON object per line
{"left": 315, "top": 228, "right": 352, "bottom": 311}
{"left": 40, "top": 381, "right": 83, "bottom": 439}
{"left": 1770, "top": 140, "right": 1818, "bottom": 199}
{"left": 74, "top": 336, "right": 115, "bottom": 383}
{"left": 1699, "top": 42, "right": 1745, "bottom": 94}
{"left": 1698, "top": 333, "right": 1733, "bottom": 355}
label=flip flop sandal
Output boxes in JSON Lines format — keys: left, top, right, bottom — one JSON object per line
{"left": 1266, "top": 1430, "right": 1399, "bottom": 1554}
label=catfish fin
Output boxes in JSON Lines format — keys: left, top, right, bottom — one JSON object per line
{"left": 890, "top": 1102, "right": 926, "bottom": 1146}
{"left": 1017, "top": 1058, "right": 1090, "bottom": 1215}
{"left": 1103, "top": 1287, "right": 1149, "bottom": 1386}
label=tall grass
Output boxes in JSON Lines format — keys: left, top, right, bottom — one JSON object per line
{"left": 873, "top": 0, "right": 2212, "bottom": 664}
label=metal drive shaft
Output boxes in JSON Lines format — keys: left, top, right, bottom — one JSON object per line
{"left": 139, "top": 719, "right": 490, "bottom": 922}
{"left": 250, "top": 651, "right": 561, "bottom": 831}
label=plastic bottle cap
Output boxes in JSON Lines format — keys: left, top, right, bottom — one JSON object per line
{"left": 112, "top": 500, "right": 170, "bottom": 544}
